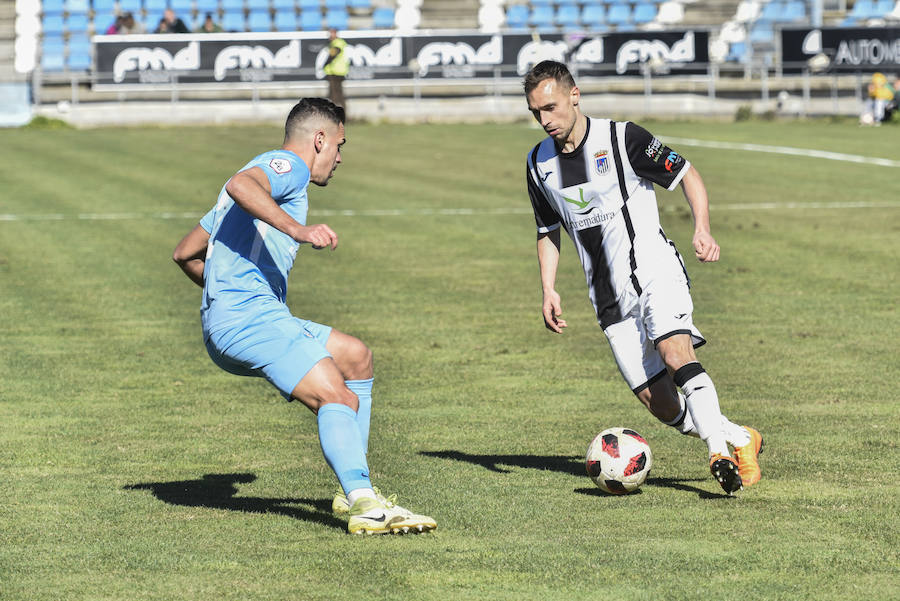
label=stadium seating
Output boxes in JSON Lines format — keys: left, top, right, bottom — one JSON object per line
{"left": 555, "top": 4, "right": 581, "bottom": 28}
{"left": 248, "top": 10, "right": 272, "bottom": 31}
{"left": 92, "top": 0, "right": 116, "bottom": 13}
{"left": 505, "top": 4, "right": 529, "bottom": 28}
{"left": 145, "top": 0, "right": 168, "bottom": 13}
{"left": 273, "top": 0, "right": 297, "bottom": 9}
{"left": 606, "top": 2, "right": 633, "bottom": 26}
{"left": 299, "top": 10, "right": 322, "bottom": 29}
{"left": 298, "top": 0, "right": 321, "bottom": 10}
{"left": 42, "top": 0, "right": 66, "bottom": 15}
{"left": 67, "top": 34, "right": 91, "bottom": 70}
{"left": 372, "top": 7, "right": 395, "bottom": 28}
{"left": 64, "top": 12, "right": 90, "bottom": 33}
{"left": 632, "top": 2, "right": 658, "bottom": 23}
{"left": 528, "top": 4, "right": 554, "bottom": 28}
{"left": 171, "top": 0, "right": 194, "bottom": 13}
{"left": 64, "top": 0, "right": 89, "bottom": 14}
{"left": 195, "top": 0, "right": 221, "bottom": 14}
{"left": 40, "top": 35, "right": 65, "bottom": 71}
{"left": 42, "top": 14, "right": 65, "bottom": 35}
{"left": 581, "top": 4, "right": 606, "bottom": 28}
{"left": 325, "top": 8, "right": 349, "bottom": 28}
{"left": 118, "top": 0, "right": 142, "bottom": 13}
{"left": 274, "top": 9, "right": 298, "bottom": 30}
{"left": 222, "top": 10, "right": 246, "bottom": 31}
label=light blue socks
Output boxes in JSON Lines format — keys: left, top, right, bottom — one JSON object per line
{"left": 346, "top": 378, "right": 373, "bottom": 454}
{"left": 317, "top": 403, "right": 371, "bottom": 494}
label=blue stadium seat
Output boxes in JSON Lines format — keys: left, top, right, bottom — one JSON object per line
{"left": 274, "top": 9, "right": 297, "bottom": 29}
{"left": 222, "top": 10, "right": 246, "bottom": 30}
{"left": 372, "top": 6, "right": 394, "bottom": 27}
{"left": 65, "top": 0, "right": 89, "bottom": 14}
{"left": 42, "top": 0, "right": 66, "bottom": 15}
{"left": 42, "top": 14, "right": 66, "bottom": 35}
{"left": 556, "top": 0, "right": 579, "bottom": 5}
{"left": 581, "top": 4, "right": 606, "bottom": 27}
{"left": 528, "top": 4, "right": 554, "bottom": 27}
{"left": 247, "top": 9, "right": 272, "bottom": 30}
{"left": 118, "top": 0, "right": 142, "bottom": 13}
{"left": 632, "top": 2, "right": 657, "bottom": 23}
{"left": 782, "top": 0, "right": 806, "bottom": 20}
{"left": 555, "top": 4, "right": 581, "bottom": 27}
{"left": 530, "top": 0, "right": 553, "bottom": 5}
{"left": 145, "top": 0, "right": 168, "bottom": 12}
{"left": 299, "top": 9, "right": 321, "bottom": 29}
{"left": 325, "top": 8, "right": 348, "bottom": 28}
{"left": 67, "top": 34, "right": 91, "bottom": 70}
{"left": 64, "top": 13, "right": 90, "bottom": 32}
{"left": 145, "top": 13, "right": 163, "bottom": 30}
{"left": 757, "top": 1, "right": 784, "bottom": 22}
{"left": 606, "top": 2, "right": 632, "bottom": 25}
{"left": 247, "top": 0, "right": 271, "bottom": 10}
{"left": 171, "top": 0, "right": 194, "bottom": 14}
{"left": 874, "top": 0, "right": 894, "bottom": 16}
{"left": 272, "top": 0, "right": 296, "bottom": 8}
{"left": 298, "top": 0, "right": 320, "bottom": 9}
{"left": 348, "top": 0, "right": 371, "bottom": 10}
{"left": 749, "top": 23, "right": 774, "bottom": 43}
{"left": 41, "top": 36, "right": 66, "bottom": 71}
{"left": 91, "top": 0, "right": 116, "bottom": 12}
{"left": 726, "top": 41, "right": 748, "bottom": 62}
{"left": 324, "top": 0, "right": 347, "bottom": 8}
{"left": 196, "top": 0, "right": 221, "bottom": 13}
{"left": 222, "top": 0, "right": 245, "bottom": 11}
{"left": 505, "top": 4, "right": 529, "bottom": 28}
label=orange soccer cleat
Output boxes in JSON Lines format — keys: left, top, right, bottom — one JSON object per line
{"left": 733, "top": 427, "right": 764, "bottom": 486}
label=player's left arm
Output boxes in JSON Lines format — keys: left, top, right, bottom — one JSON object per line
{"left": 173, "top": 223, "right": 210, "bottom": 287}
{"left": 679, "top": 165, "right": 720, "bottom": 263}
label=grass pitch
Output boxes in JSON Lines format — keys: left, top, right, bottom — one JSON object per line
{"left": 0, "top": 118, "right": 898, "bottom": 601}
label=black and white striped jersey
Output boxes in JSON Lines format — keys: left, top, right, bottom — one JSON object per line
{"left": 527, "top": 117, "right": 692, "bottom": 329}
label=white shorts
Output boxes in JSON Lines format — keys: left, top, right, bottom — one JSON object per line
{"left": 602, "top": 275, "right": 706, "bottom": 393}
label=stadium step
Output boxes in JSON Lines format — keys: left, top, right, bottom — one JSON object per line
{"left": 419, "top": 0, "right": 479, "bottom": 30}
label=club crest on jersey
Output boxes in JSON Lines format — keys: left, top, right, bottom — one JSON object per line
{"left": 594, "top": 150, "right": 610, "bottom": 175}
{"left": 269, "top": 158, "right": 292, "bottom": 174}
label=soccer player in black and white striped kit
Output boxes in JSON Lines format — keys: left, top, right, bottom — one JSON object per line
{"left": 523, "top": 60, "right": 762, "bottom": 494}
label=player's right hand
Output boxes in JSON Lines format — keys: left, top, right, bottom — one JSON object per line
{"left": 296, "top": 223, "right": 338, "bottom": 250}
{"left": 542, "top": 290, "right": 567, "bottom": 333}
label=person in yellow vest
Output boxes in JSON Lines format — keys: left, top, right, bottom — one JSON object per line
{"left": 323, "top": 29, "right": 350, "bottom": 115}
{"left": 862, "top": 72, "right": 895, "bottom": 125}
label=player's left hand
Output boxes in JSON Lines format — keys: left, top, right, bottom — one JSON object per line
{"left": 692, "top": 231, "right": 720, "bottom": 262}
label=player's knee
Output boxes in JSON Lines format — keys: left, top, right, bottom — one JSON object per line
{"left": 345, "top": 339, "right": 373, "bottom": 380}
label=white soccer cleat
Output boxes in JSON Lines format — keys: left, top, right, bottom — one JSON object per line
{"left": 346, "top": 496, "right": 437, "bottom": 535}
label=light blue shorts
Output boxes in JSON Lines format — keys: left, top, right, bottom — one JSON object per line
{"left": 204, "top": 307, "right": 332, "bottom": 400}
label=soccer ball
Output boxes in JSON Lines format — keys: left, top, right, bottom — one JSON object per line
{"left": 585, "top": 427, "right": 653, "bottom": 494}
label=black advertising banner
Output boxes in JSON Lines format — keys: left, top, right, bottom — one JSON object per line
{"left": 92, "top": 29, "right": 710, "bottom": 88}
{"left": 782, "top": 27, "right": 900, "bottom": 72}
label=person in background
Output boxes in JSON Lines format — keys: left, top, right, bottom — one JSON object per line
{"left": 105, "top": 14, "right": 124, "bottom": 34}
{"left": 118, "top": 12, "right": 145, "bottom": 34}
{"left": 861, "top": 72, "right": 895, "bottom": 125}
{"left": 196, "top": 12, "right": 223, "bottom": 33}
{"left": 322, "top": 28, "right": 349, "bottom": 116}
{"left": 156, "top": 7, "right": 190, "bottom": 33}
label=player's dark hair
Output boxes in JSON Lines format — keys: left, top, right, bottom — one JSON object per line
{"left": 284, "top": 97, "right": 345, "bottom": 141}
{"left": 523, "top": 60, "right": 576, "bottom": 95}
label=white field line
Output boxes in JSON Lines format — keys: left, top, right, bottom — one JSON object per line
{"left": 665, "top": 136, "right": 900, "bottom": 168}
{"left": 1, "top": 201, "right": 898, "bottom": 222}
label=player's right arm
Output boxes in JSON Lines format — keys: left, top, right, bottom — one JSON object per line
{"left": 537, "top": 229, "right": 567, "bottom": 333}
{"left": 225, "top": 166, "right": 338, "bottom": 250}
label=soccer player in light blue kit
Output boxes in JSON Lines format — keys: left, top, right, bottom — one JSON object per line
{"left": 173, "top": 98, "right": 436, "bottom": 535}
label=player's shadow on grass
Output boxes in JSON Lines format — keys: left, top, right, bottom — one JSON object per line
{"left": 421, "top": 450, "right": 727, "bottom": 499}
{"left": 124, "top": 473, "right": 345, "bottom": 530}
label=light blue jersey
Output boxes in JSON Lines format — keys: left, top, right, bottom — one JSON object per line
{"left": 199, "top": 149, "right": 311, "bottom": 336}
